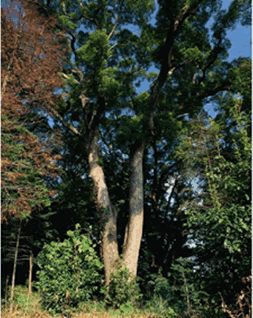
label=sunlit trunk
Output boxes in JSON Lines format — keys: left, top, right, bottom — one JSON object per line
{"left": 87, "top": 127, "right": 119, "bottom": 285}
{"left": 88, "top": 126, "right": 145, "bottom": 283}
{"left": 123, "top": 142, "right": 145, "bottom": 278}
{"left": 28, "top": 251, "right": 33, "bottom": 296}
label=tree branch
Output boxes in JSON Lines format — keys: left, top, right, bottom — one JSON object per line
{"left": 108, "top": 17, "right": 118, "bottom": 40}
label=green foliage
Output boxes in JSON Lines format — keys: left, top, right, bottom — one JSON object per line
{"left": 175, "top": 95, "right": 251, "bottom": 313}
{"left": 36, "top": 224, "right": 103, "bottom": 315}
{"left": 3, "top": 1, "right": 251, "bottom": 316}
{"left": 76, "top": 29, "right": 109, "bottom": 68}
{"left": 147, "top": 268, "right": 171, "bottom": 301}
{"left": 145, "top": 271, "right": 178, "bottom": 318}
{"left": 168, "top": 258, "right": 209, "bottom": 317}
{"left": 58, "top": 14, "right": 77, "bottom": 30}
{"left": 101, "top": 257, "right": 141, "bottom": 309}
{"left": 145, "top": 263, "right": 208, "bottom": 318}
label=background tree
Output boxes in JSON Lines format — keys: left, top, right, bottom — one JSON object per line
{"left": 175, "top": 76, "right": 251, "bottom": 314}
{"left": 1, "top": 0, "right": 67, "bottom": 308}
{"left": 1, "top": 1, "right": 67, "bottom": 221}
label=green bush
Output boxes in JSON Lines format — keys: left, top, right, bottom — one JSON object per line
{"left": 145, "top": 270, "right": 177, "bottom": 318}
{"left": 101, "top": 257, "right": 142, "bottom": 309}
{"left": 36, "top": 224, "right": 103, "bottom": 315}
{"left": 145, "top": 260, "right": 210, "bottom": 318}
{"left": 147, "top": 268, "right": 171, "bottom": 300}
{"left": 167, "top": 258, "right": 209, "bottom": 317}
{"left": 145, "top": 295, "right": 178, "bottom": 318}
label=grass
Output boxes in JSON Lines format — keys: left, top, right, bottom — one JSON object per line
{"left": 1, "top": 285, "right": 169, "bottom": 318}
{"left": 1, "top": 304, "right": 162, "bottom": 318}
{"left": 3, "top": 276, "right": 251, "bottom": 318}
{"left": 1, "top": 309, "right": 158, "bottom": 318}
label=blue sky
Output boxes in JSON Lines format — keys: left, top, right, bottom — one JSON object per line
{"left": 220, "top": 0, "right": 251, "bottom": 61}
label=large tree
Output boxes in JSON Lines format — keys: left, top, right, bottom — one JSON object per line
{"left": 1, "top": 1, "right": 67, "bottom": 222}
{"left": 22, "top": 0, "right": 250, "bottom": 285}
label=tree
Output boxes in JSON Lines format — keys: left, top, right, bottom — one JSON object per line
{"left": 19, "top": 0, "right": 250, "bottom": 286}
{"left": 175, "top": 84, "right": 251, "bottom": 314}
{"left": 1, "top": 1, "right": 67, "bottom": 222}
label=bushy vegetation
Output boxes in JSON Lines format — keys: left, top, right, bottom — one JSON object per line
{"left": 2, "top": 241, "right": 252, "bottom": 318}
{"left": 145, "top": 259, "right": 208, "bottom": 318}
{"left": 101, "top": 257, "right": 142, "bottom": 310}
{"left": 36, "top": 224, "right": 103, "bottom": 315}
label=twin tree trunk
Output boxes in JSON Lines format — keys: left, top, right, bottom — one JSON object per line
{"left": 87, "top": 126, "right": 144, "bottom": 284}
{"left": 55, "top": 0, "right": 182, "bottom": 284}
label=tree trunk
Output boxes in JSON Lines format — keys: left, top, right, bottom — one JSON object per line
{"left": 10, "top": 219, "right": 22, "bottom": 312}
{"left": 5, "top": 275, "right": 9, "bottom": 309}
{"left": 87, "top": 126, "right": 119, "bottom": 285}
{"left": 123, "top": 141, "right": 145, "bottom": 277}
{"left": 28, "top": 251, "right": 33, "bottom": 296}
{"left": 88, "top": 127, "right": 145, "bottom": 283}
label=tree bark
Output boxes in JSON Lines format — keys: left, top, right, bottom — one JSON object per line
{"left": 28, "top": 251, "right": 33, "bottom": 296}
{"left": 87, "top": 126, "right": 119, "bottom": 285}
{"left": 123, "top": 141, "right": 145, "bottom": 277}
{"left": 87, "top": 126, "right": 145, "bottom": 283}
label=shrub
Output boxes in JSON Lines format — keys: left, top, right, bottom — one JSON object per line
{"left": 167, "top": 258, "right": 209, "bottom": 317}
{"left": 145, "top": 269, "right": 177, "bottom": 318}
{"left": 145, "top": 295, "right": 178, "bottom": 318}
{"left": 146, "top": 259, "right": 210, "bottom": 318}
{"left": 36, "top": 224, "right": 103, "bottom": 315}
{"left": 147, "top": 268, "right": 171, "bottom": 300}
{"left": 101, "top": 257, "right": 142, "bottom": 309}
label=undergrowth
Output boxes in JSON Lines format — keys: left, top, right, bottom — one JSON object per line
{"left": 2, "top": 276, "right": 251, "bottom": 318}
{"left": 1, "top": 285, "right": 174, "bottom": 318}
